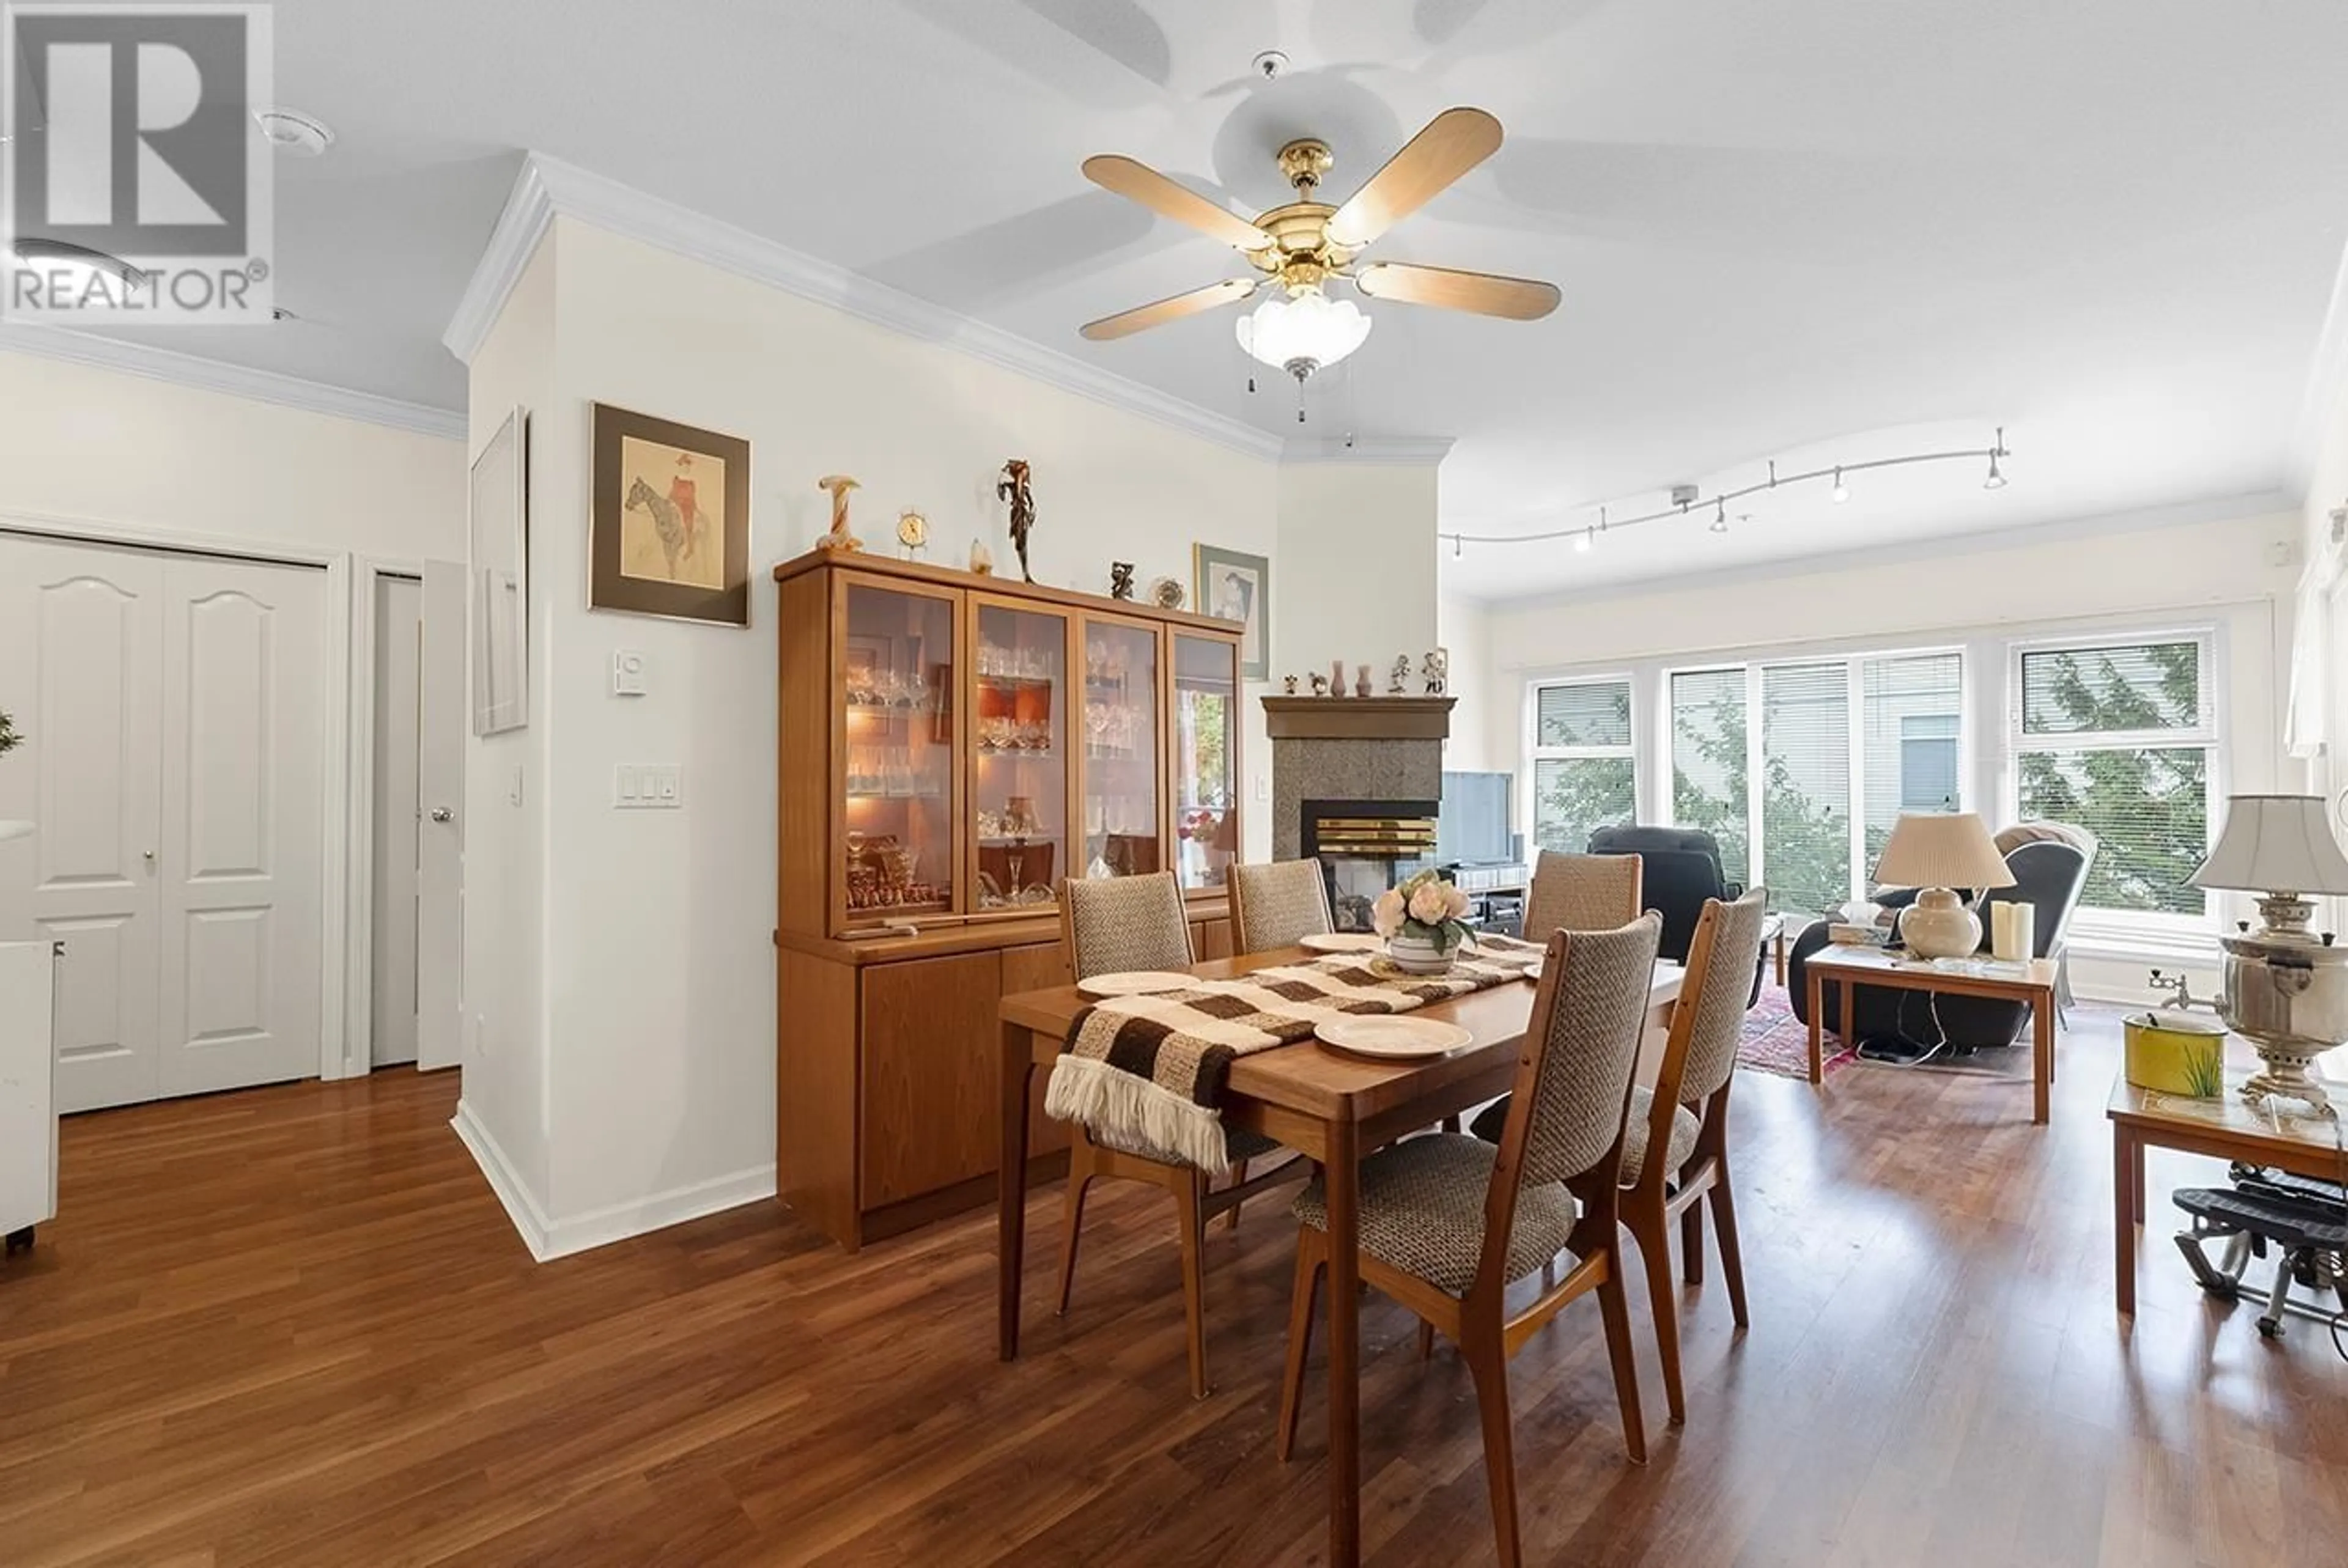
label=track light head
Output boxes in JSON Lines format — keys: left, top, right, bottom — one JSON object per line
{"left": 1573, "top": 527, "right": 1592, "bottom": 554}
{"left": 1983, "top": 427, "right": 2009, "bottom": 489}
{"left": 1831, "top": 465, "right": 1850, "bottom": 503}
{"left": 1710, "top": 499, "right": 1729, "bottom": 534}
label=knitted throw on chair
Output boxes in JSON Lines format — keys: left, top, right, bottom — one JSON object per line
{"left": 1044, "top": 943, "right": 1538, "bottom": 1176}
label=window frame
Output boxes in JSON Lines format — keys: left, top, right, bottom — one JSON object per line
{"left": 1524, "top": 673, "right": 1638, "bottom": 855}
{"left": 2003, "top": 627, "right": 2222, "bottom": 937}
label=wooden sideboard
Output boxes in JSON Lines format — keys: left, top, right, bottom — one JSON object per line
{"left": 772, "top": 550, "right": 1244, "bottom": 1250}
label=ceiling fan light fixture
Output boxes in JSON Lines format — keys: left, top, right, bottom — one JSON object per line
{"left": 8, "top": 235, "right": 142, "bottom": 295}
{"left": 1235, "top": 287, "right": 1372, "bottom": 381}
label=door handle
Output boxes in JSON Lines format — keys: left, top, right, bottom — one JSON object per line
{"left": 430, "top": 806, "right": 455, "bottom": 823}
{"left": 143, "top": 848, "right": 155, "bottom": 862}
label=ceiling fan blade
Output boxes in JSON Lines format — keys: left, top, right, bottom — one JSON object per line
{"left": 1326, "top": 106, "right": 1503, "bottom": 248}
{"left": 1080, "top": 278, "right": 1258, "bottom": 340}
{"left": 1354, "top": 262, "right": 1559, "bottom": 320}
{"left": 1081, "top": 156, "right": 1272, "bottom": 250}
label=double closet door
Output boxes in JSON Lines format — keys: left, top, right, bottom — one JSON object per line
{"left": 0, "top": 534, "right": 326, "bottom": 1113}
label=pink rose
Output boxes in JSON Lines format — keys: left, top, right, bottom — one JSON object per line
{"left": 1444, "top": 884, "right": 1471, "bottom": 920}
{"left": 1371, "top": 888, "right": 1406, "bottom": 938}
{"left": 1408, "top": 883, "right": 1449, "bottom": 924}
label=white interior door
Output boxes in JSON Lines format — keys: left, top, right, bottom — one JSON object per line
{"left": 371, "top": 574, "right": 423, "bottom": 1067}
{"left": 415, "top": 559, "right": 465, "bottom": 1072}
{"left": 155, "top": 554, "right": 326, "bottom": 1101}
{"left": 0, "top": 537, "right": 165, "bottom": 1113}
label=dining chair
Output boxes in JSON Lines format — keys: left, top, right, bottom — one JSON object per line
{"left": 1276, "top": 915, "right": 1663, "bottom": 1566}
{"left": 1523, "top": 848, "right": 1643, "bottom": 941}
{"left": 1226, "top": 859, "right": 1335, "bottom": 955}
{"left": 1622, "top": 887, "right": 1767, "bottom": 1425}
{"left": 1054, "top": 873, "right": 1299, "bottom": 1398}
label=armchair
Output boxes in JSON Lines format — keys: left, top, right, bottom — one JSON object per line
{"left": 1584, "top": 826, "right": 1742, "bottom": 963}
{"left": 1786, "top": 837, "right": 2093, "bottom": 1055}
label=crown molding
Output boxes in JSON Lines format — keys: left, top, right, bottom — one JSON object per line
{"left": 1280, "top": 436, "right": 1455, "bottom": 466}
{"left": 2286, "top": 233, "right": 2348, "bottom": 500}
{"left": 0, "top": 325, "right": 465, "bottom": 441}
{"left": 443, "top": 152, "right": 1290, "bottom": 463}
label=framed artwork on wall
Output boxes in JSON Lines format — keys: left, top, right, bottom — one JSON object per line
{"left": 469, "top": 405, "right": 529, "bottom": 735}
{"left": 589, "top": 402, "right": 752, "bottom": 627}
{"left": 1193, "top": 542, "right": 1269, "bottom": 680}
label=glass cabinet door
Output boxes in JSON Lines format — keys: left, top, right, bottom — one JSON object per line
{"left": 971, "top": 597, "right": 1069, "bottom": 910}
{"left": 1172, "top": 632, "right": 1240, "bottom": 891}
{"left": 839, "top": 578, "right": 957, "bottom": 922}
{"left": 1077, "top": 616, "right": 1162, "bottom": 878}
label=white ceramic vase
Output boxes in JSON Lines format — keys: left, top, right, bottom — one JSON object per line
{"left": 1898, "top": 887, "right": 1981, "bottom": 960}
{"left": 1384, "top": 932, "right": 1455, "bottom": 975}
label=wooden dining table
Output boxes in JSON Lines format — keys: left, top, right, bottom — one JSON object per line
{"left": 996, "top": 945, "right": 1685, "bottom": 1568}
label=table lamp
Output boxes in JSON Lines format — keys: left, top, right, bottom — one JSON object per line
{"left": 1872, "top": 811, "right": 2017, "bottom": 960}
{"left": 2188, "top": 793, "right": 2348, "bottom": 1110}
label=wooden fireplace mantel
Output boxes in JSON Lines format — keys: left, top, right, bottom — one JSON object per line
{"left": 1262, "top": 696, "right": 1455, "bottom": 742}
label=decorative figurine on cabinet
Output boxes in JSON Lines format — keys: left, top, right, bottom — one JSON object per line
{"left": 895, "top": 509, "right": 929, "bottom": 562}
{"left": 995, "top": 458, "right": 1036, "bottom": 581}
{"left": 1308, "top": 670, "right": 1331, "bottom": 697}
{"left": 816, "top": 474, "right": 863, "bottom": 551}
{"left": 1422, "top": 648, "right": 1449, "bottom": 696}
{"left": 1389, "top": 655, "right": 1411, "bottom": 694}
{"left": 1149, "top": 576, "right": 1186, "bottom": 610}
{"left": 970, "top": 537, "right": 995, "bottom": 575}
{"left": 1354, "top": 663, "right": 1373, "bottom": 698}
{"left": 1110, "top": 561, "right": 1135, "bottom": 600}
{"left": 1282, "top": 674, "right": 1299, "bottom": 694}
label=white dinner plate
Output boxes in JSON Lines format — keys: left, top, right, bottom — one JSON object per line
{"left": 1299, "top": 932, "right": 1384, "bottom": 954}
{"left": 1077, "top": 971, "right": 1197, "bottom": 999}
{"left": 1313, "top": 1015, "right": 1474, "bottom": 1061}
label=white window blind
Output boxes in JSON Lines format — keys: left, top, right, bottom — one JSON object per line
{"left": 1668, "top": 669, "right": 1749, "bottom": 886}
{"left": 1759, "top": 663, "right": 1852, "bottom": 916}
{"left": 1861, "top": 652, "right": 1963, "bottom": 867}
{"left": 1530, "top": 677, "right": 1635, "bottom": 854}
{"left": 2013, "top": 638, "right": 2212, "bottom": 916}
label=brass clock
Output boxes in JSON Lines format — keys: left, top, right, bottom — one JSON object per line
{"left": 895, "top": 509, "right": 929, "bottom": 561}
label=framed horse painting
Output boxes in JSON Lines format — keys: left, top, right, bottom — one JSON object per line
{"left": 589, "top": 403, "right": 752, "bottom": 626}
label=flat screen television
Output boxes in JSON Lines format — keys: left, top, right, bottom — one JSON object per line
{"left": 1437, "top": 771, "right": 1516, "bottom": 864}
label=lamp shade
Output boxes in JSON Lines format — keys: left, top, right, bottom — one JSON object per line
{"left": 1872, "top": 811, "right": 2016, "bottom": 891}
{"left": 2189, "top": 794, "right": 2348, "bottom": 894}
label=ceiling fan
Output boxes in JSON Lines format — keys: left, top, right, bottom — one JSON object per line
{"left": 1079, "top": 106, "right": 1559, "bottom": 383}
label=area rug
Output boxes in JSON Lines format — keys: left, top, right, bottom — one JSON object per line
{"left": 1737, "top": 980, "right": 1857, "bottom": 1081}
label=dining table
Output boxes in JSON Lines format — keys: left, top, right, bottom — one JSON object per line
{"left": 996, "top": 943, "right": 1685, "bottom": 1567}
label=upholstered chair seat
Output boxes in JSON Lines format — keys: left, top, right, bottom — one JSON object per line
{"left": 1293, "top": 1135, "right": 1579, "bottom": 1297}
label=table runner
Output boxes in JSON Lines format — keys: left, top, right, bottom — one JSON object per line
{"left": 1044, "top": 943, "right": 1543, "bottom": 1176}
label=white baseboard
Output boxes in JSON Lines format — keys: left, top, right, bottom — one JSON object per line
{"left": 449, "top": 1098, "right": 775, "bottom": 1262}
{"left": 451, "top": 1097, "right": 554, "bottom": 1261}
{"left": 535, "top": 1162, "right": 777, "bottom": 1261}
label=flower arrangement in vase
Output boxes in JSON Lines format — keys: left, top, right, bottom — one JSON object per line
{"left": 1372, "top": 868, "right": 1475, "bottom": 974}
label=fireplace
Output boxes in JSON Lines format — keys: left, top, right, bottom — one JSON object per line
{"left": 1301, "top": 798, "right": 1440, "bottom": 932}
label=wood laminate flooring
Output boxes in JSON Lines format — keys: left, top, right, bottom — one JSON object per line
{"left": 3, "top": 1014, "right": 2345, "bottom": 1566}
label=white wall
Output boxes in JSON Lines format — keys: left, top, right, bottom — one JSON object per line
{"left": 1438, "top": 591, "right": 1495, "bottom": 773}
{"left": 1480, "top": 504, "right": 2304, "bottom": 1003}
{"left": 1274, "top": 461, "right": 1440, "bottom": 699}
{"left": 0, "top": 350, "right": 463, "bottom": 562}
{"left": 460, "top": 217, "right": 1285, "bottom": 1253}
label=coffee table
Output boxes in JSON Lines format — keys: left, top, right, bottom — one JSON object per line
{"left": 1803, "top": 946, "right": 2060, "bottom": 1122}
{"left": 2106, "top": 1069, "right": 2345, "bottom": 1316}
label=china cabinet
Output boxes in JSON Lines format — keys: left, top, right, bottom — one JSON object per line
{"left": 773, "top": 550, "right": 1244, "bottom": 1249}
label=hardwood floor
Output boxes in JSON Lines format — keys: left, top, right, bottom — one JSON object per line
{"left": 4, "top": 1015, "right": 2345, "bottom": 1566}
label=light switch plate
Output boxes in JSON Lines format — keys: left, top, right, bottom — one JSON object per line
{"left": 612, "top": 649, "right": 648, "bottom": 696}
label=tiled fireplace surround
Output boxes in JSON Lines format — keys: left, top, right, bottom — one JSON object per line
{"left": 1266, "top": 698, "right": 1456, "bottom": 861}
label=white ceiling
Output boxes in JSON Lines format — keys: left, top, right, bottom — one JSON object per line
{"left": 42, "top": 0, "right": 2348, "bottom": 600}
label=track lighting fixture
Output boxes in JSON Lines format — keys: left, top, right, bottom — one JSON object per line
{"left": 1444, "top": 428, "right": 2014, "bottom": 555}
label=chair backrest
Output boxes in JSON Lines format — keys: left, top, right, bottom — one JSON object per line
{"left": 1227, "top": 859, "right": 1334, "bottom": 955}
{"left": 1058, "top": 872, "right": 1193, "bottom": 982}
{"left": 1587, "top": 824, "right": 1725, "bottom": 863}
{"left": 1587, "top": 838, "right": 1729, "bottom": 961}
{"left": 1523, "top": 850, "right": 1644, "bottom": 943}
{"left": 1649, "top": 889, "right": 1771, "bottom": 1134}
{"left": 1980, "top": 841, "right": 2091, "bottom": 956}
{"left": 1477, "top": 916, "right": 1663, "bottom": 1299}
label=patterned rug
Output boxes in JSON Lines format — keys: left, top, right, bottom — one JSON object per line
{"left": 1738, "top": 979, "right": 1857, "bottom": 1081}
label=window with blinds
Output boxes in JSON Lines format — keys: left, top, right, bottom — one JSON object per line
{"left": 1530, "top": 677, "right": 1635, "bottom": 854}
{"left": 1759, "top": 663, "right": 1852, "bottom": 916}
{"left": 2013, "top": 638, "right": 2212, "bottom": 915}
{"left": 1862, "top": 652, "right": 1963, "bottom": 866}
{"left": 1668, "top": 669, "right": 1749, "bottom": 885}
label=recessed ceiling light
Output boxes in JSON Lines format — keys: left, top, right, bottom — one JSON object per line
{"left": 256, "top": 108, "right": 333, "bottom": 156}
